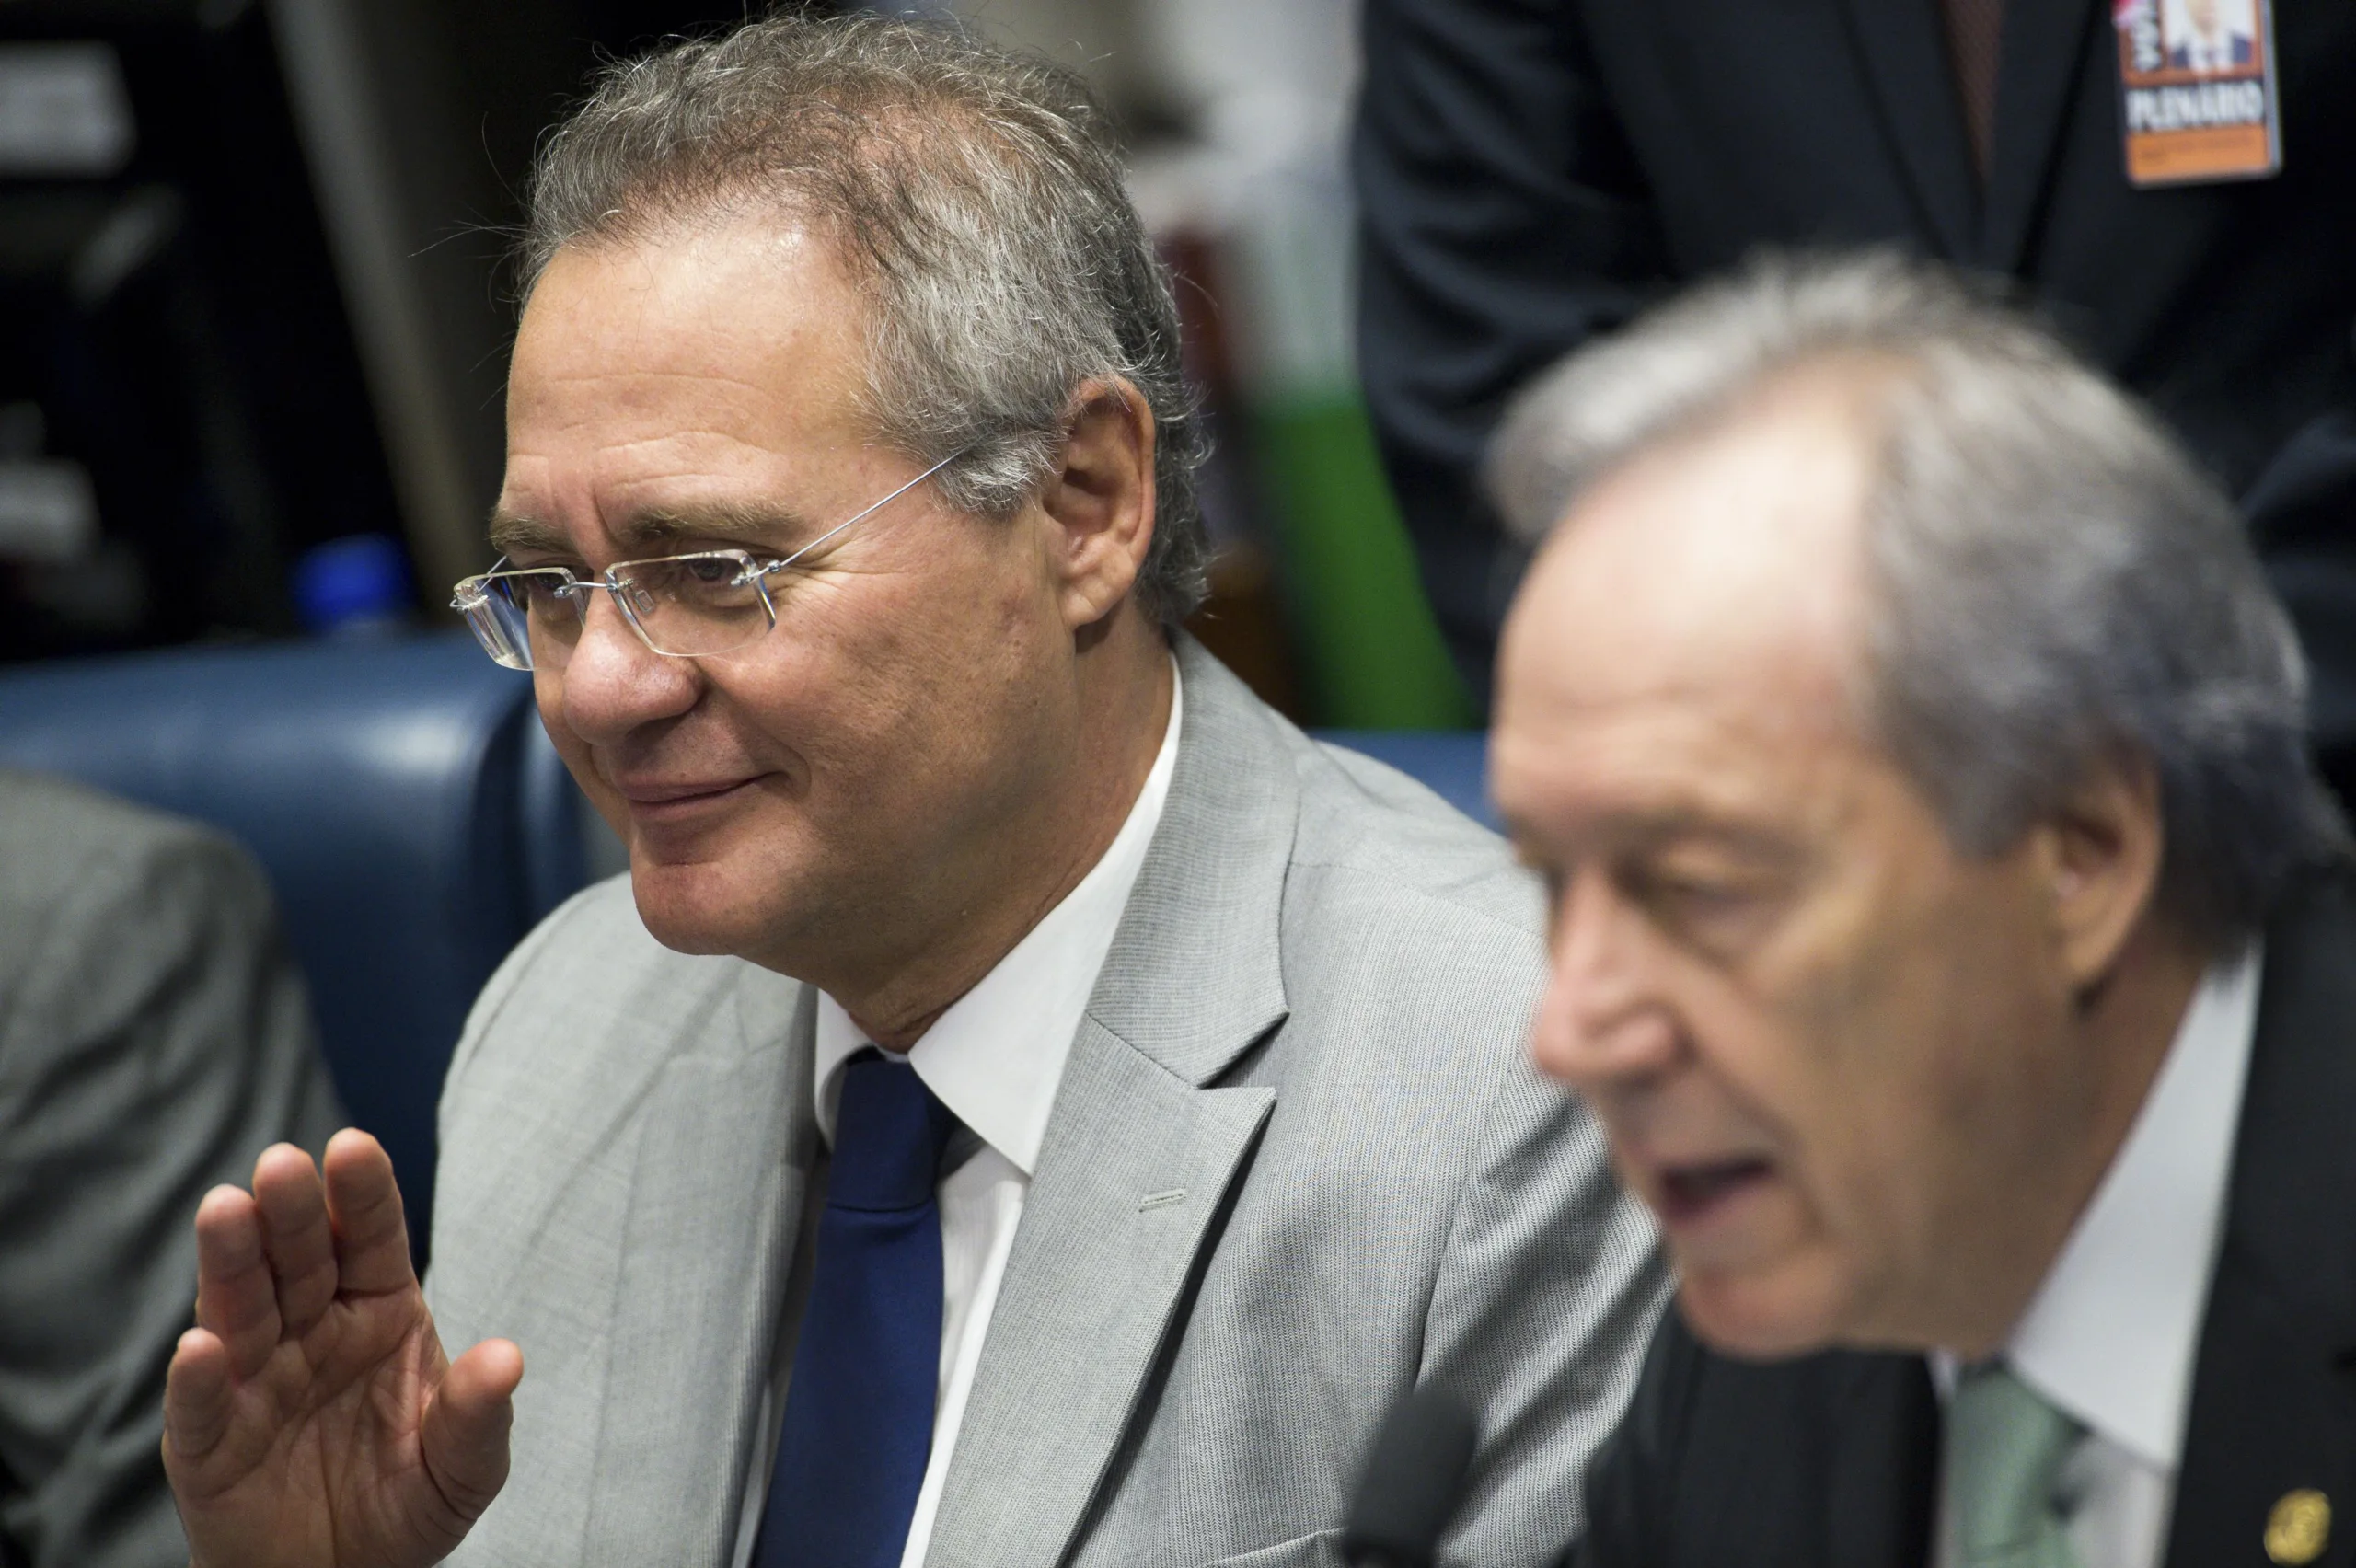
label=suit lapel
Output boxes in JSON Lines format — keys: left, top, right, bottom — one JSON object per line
{"left": 1980, "top": 0, "right": 2099, "bottom": 271}
{"left": 921, "top": 639, "right": 1297, "bottom": 1566}
{"left": 1082, "top": 638, "right": 1294, "bottom": 1085}
{"left": 1834, "top": 0, "right": 1980, "bottom": 258}
{"left": 919, "top": 1022, "right": 1276, "bottom": 1567}
{"left": 2164, "top": 874, "right": 2356, "bottom": 1568}
{"left": 2165, "top": 1277, "right": 2356, "bottom": 1568}
{"left": 585, "top": 973, "right": 817, "bottom": 1568}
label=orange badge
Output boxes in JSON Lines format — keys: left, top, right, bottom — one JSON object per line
{"left": 2112, "top": 0, "right": 2281, "bottom": 186}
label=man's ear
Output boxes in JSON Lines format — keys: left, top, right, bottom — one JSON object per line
{"left": 2036, "top": 747, "right": 2167, "bottom": 992}
{"left": 1040, "top": 377, "right": 1158, "bottom": 629}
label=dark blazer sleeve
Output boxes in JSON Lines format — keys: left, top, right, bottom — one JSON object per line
{"left": 0, "top": 778, "right": 345, "bottom": 1568}
{"left": 1352, "top": 0, "right": 1668, "bottom": 692}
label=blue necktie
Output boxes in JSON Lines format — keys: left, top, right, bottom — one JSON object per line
{"left": 756, "top": 1050, "right": 959, "bottom": 1568}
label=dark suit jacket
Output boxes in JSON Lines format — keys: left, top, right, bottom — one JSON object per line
{"left": 1355, "top": 0, "right": 2356, "bottom": 741}
{"left": 1561, "top": 868, "right": 2356, "bottom": 1567}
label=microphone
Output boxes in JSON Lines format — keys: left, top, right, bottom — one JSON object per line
{"left": 1339, "top": 1386, "right": 1479, "bottom": 1568}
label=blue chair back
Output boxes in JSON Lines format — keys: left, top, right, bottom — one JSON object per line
{"left": 0, "top": 632, "right": 583, "bottom": 1257}
{"left": 1315, "top": 729, "right": 1496, "bottom": 830}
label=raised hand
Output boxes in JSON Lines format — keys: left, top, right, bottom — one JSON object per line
{"left": 163, "top": 1130, "right": 524, "bottom": 1568}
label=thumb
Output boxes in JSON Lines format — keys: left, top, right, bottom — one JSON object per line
{"left": 420, "top": 1340, "right": 523, "bottom": 1530}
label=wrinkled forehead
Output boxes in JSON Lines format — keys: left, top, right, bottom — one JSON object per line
{"left": 511, "top": 220, "right": 865, "bottom": 408}
{"left": 1488, "top": 385, "right": 1904, "bottom": 838}
{"left": 1503, "top": 385, "right": 1881, "bottom": 717}
{"left": 497, "top": 222, "right": 887, "bottom": 550}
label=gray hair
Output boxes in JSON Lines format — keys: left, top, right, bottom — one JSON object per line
{"left": 1487, "top": 250, "right": 2344, "bottom": 946}
{"left": 519, "top": 11, "right": 1209, "bottom": 626}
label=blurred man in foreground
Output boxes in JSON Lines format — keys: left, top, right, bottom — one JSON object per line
{"left": 158, "top": 16, "right": 1664, "bottom": 1568}
{"left": 1488, "top": 253, "right": 2353, "bottom": 1568}
{"left": 0, "top": 772, "right": 341, "bottom": 1568}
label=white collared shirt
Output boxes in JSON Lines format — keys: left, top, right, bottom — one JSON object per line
{"left": 1932, "top": 945, "right": 2263, "bottom": 1568}
{"left": 780, "top": 663, "right": 1182, "bottom": 1568}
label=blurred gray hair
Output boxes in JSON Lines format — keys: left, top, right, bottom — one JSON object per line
{"left": 1487, "top": 250, "right": 2344, "bottom": 946}
{"left": 519, "top": 11, "right": 1209, "bottom": 626}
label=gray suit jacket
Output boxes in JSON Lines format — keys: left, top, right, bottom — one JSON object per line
{"left": 0, "top": 773, "right": 344, "bottom": 1568}
{"left": 428, "top": 640, "right": 1667, "bottom": 1568}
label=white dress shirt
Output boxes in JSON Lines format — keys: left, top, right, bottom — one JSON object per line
{"left": 1932, "top": 945, "right": 2262, "bottom": 1568}
{"left": 774, "top": 664, "right": 1183, "bottom": 1568}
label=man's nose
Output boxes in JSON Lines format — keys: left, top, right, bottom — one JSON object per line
{"left": 555, "top": 589, "right": 701, "bottom": 746}
{"left": 1530, "top": 869, "right": 1680, "bottom": 1090}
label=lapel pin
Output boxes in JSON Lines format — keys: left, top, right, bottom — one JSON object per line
{"left": 2266, "top": 1490, "right": 2330, "bottom": 1565}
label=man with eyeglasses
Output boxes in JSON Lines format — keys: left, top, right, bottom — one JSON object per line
{"left": 158, "top": 16, "right": 1664, "bottom": 1568}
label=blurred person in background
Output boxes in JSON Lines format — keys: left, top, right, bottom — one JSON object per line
{"left": 158, "top": 16, "right": 1666, "bottom": 1568}
{"left": 1355, "top": 0, "right": 2356, "bottom": 793}
{"left": 0, "top": 771, "right": 342, "bottom": 1568}
{"left": 1488, "top": 252, "right": 2354, "bottom": 1568}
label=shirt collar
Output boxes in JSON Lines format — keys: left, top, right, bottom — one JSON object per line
{"left": 1987, "top": 943, "right": 2262, "bottom": 1469}
{"left": 812, "top": 658, "right": 1184, "bottom": 1176}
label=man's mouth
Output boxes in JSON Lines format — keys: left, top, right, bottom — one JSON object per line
{"left": 622, "top": 780, "right": 748, "bottom": 801}
{"left": 1654, "top": 1158, "right": 1774, "bottom": 1226}
{"left": 613, "top": 777, "right": 760, "bottom": 818}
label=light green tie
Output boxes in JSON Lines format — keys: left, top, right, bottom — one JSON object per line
{"left": 1944, "top": 1365, "right": 2085, "bottom": 1568}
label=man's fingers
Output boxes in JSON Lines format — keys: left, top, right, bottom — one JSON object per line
{"left": 162, "top": 1328, "right": 236, "bottom": 1469}
{"left": 253, "top": 1145, "right": 340, "bottom": 1338}
{"left": 192, "top": 1186, "right": 283, "bottom": 1378}
{"left": 420, "top": 1340, "right": 522, "bottom": 1529}
{"left": 320, "top": 1129, "right": 416, "bottom": 1296}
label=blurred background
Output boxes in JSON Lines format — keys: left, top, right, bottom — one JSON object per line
{"left": 0, "top": 0, "right": 1472, "bottom": 730}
